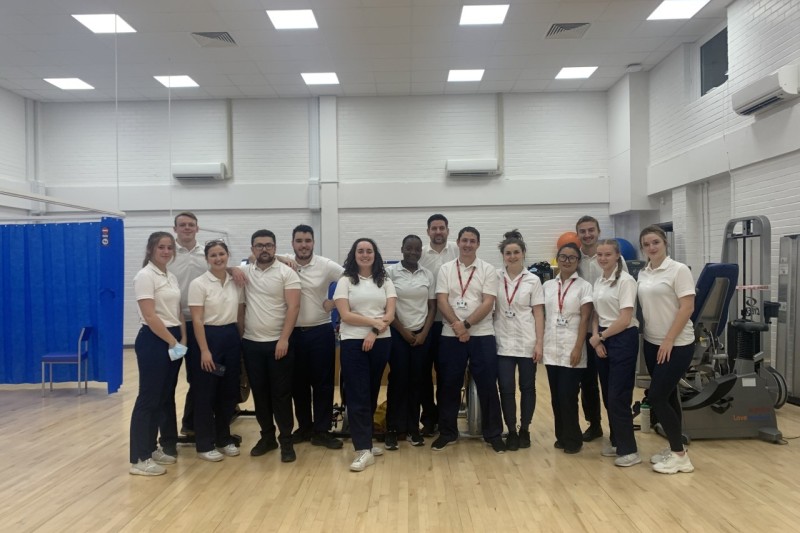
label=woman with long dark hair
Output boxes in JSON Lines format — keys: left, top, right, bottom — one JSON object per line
{"left": 334, "top": 238, "right": 397, "bottom": 472}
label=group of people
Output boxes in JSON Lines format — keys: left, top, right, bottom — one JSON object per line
{"left": 128, "top": 212, "right": 697, "bottom": 477}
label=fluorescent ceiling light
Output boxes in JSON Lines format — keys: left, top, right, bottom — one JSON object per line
{"left": 72, "top": 14, "right": 136, "bottom": 33}
{"left": 647, "top": 0, "right": 711, "bottom": 20}
{"left": 266, "top": 9, "right": 318, "bottom": 29}
{"left": 44, "top": 78, "right": 94, "bottom": 90}
{"left": 153, "top": 76, "right": 199, "bottom": 88}
{"left": 555, "top": 66, "right": 598, "bottom": 79}
{"left": 302, "top": 72, "right": 339, "bottom": 85}
{"left": 448, "top": 69, "right": 485, "bottom": 82}
{"left": 459, "top": 5, "right": 510, "bottom": 25}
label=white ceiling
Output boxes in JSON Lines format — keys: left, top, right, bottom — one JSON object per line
{"left": 0, "top": 0, "right": 730, "bottom": 102}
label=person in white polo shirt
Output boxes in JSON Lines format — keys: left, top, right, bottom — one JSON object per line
{"left": 637, "top": 225, "right": 695, "bottom": 474}
{"left": 418, "top": 213, "right": 459, "bottom": 436}
{"left": 241, "top": 230, "right": 301, "bottom": 463}
{"left": 432, "top": 226, "right": 505, "bottom": 453}
{"left": 493, "top": 230, "right": 544, "bottom": 451}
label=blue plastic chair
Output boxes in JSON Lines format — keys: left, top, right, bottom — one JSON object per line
{"left": 41, "top": 326, "right": 93, "bottom": 396}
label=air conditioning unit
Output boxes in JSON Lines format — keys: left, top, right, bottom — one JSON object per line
{"left": 172, "top": 162, "right": 228, "bottom": 180}
{"left": 446, "top": 158, "right": 501, "bottom": 178}
{"left": 732, "top": 64, "right": 799, "bottom": 116}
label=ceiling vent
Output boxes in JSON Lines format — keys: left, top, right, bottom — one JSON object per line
{"left": 191, "top": 32, "right": 237, "bottom": 48}
{"left": 545, "top": 23, "right": 591, "bottom": 39}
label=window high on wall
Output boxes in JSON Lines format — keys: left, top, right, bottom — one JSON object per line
{"left": 701, "top": 27, "right": 728, "bottom": 95}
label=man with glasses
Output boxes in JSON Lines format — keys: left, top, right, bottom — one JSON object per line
{"left": 241, "top": 230, "right": 301, "bottom": 462}
{"left": 574, "top": 215, "right": 628, "bottom": 443}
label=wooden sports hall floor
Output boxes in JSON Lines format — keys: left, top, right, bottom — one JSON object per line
{"left": 2, "top": 349, "right": 800, "bottom": 533}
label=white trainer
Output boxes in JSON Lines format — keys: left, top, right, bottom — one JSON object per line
{"left": 652, "top": 452, "right": 694, "bottom": 474}
{"left": 151, "top": 447, "right": 176, "bottom": 465}
{"left": 601, "top": 441, "right": 617, "bottom": 457}
{"left": 650, "top": 446, "right": 685, "bottom": 464}
{"left": 217, "top": 443, "right": 240, "bottom": 457}
{"left": 130, "top": 458, "right": 166, "bottom": 476}
{"left": 350, "top": 449, "right": 375, "bottom": 472}
{"left": 197, "top": 449, "right": 225, "bottom": 462}
{"left": 615, "top": 453, "right": 642, "bottom": 467}
{"left": 371, "top": 446, "right": 384, "bottom": 457}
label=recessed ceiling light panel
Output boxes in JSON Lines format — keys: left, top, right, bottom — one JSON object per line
{"left": 555, "top": 66, "right": 598, "bottom": 79}
{"left": 301, "top": 72, "right": 339, "bottom": 85}
{"left": 647, "top": 0, "right": 711, "bottom": 20}
{"left": 459, "top": 5, "right": 510, "bottom": 25}
{"left": 72, "top": 14, "right": 136, "bottom": 33}
{"left": 44, "top": 78, "right": 94, "bottom": 90}
{"left": 154, "top": 76, "right": 199, "bottom": 88}
{"left": 267, "top": 9, "right": 318, "bottom": 29}
{"left": 448, "top": 69, "right": 485, "bottom": 82}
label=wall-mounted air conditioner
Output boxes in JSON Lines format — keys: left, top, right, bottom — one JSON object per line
{"left": 446, "top": 158, "right": 501, "bottom": 178}
{"left": 172, "top": 162, "right": 228, "bottom": 180}
{"left": 732, "top": 64, "right": 799, "bottom": 116}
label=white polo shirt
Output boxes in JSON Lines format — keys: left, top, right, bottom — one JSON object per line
{"left": 187, "top": 271, "right": 244, "bottom": 326}
{"left": 593, "top": 271, "right": 639, "bottom": 330}
{"left": 436, "top": 257, "right": 497, "bottom": 337}
{"left": 419, "top": 241, "right": 459, "bottom": 275}
{"left": 637, "top": 257, "right": 695, "bottom": 346}
{"left": 386, "top": 262, "right": 435, "bottom": 331}
{"left": 333, "top": 275, "right": 397, "bottom": 340}
{"left": 493, "top": 268, "right": 545, "bottom": 357}
{"left": 542, "top": 273, "right": 593, "bottom": 368}
{"left": 134, "top": 262, "right": 182, "bottom": 327}
{"left": 242, "top": 262, "right": 302, "bottom": 342}
{"left": 287, "top": 254, "right": 344, "bottom": 327}
{"left": 171, "top": 241, "right": 207, "bottom": 320}
{"left": 578, "top": 251, "right": 629, "bottom": 286}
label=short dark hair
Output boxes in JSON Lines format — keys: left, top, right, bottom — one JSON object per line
{"left": 557, "top": 242, "right": 582, "bottom": 259}
{"left": 174, "top": 211, "right": 197, "bottom": 227}
{"left": 427, "top": 214, "right": 449, "bottom": 228}
{"left": 575, "top": 215, "right": 599, "bottom": 232}
{"left": 251, "top": 229, "right": 276, "bottom": 246}
{"left": 292, "top": 224, "right": 314, "bottom": 239}
{"left": 458, "top": 226, "right": 480, "bottom": 242}
{"left": 402, "top": 234, "right": 422, "bottom": 246}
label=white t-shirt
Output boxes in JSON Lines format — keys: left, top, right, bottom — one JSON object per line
{"left": 493, "top": 268, "right": 545, "bottom": 357}
{"left": 134, "top": 262, "right": 182, "bottom": 327}
{"left": 286, "top": 254, "right": 344, "bottom": 327}
{"left": 188, "top": 271, "right": 244, "bottom": 326}
{"left": 593, "top": 271, "right": 639, "bottom": 330}
{"left": 386, "top": 262, "right": 435, "bottom": 331}
{"left": 171, "top": 242, "right": 208, "bottom": 319}
{"left": 637, "top": 257, "right": 695, "bottom": 346}
{"left": 436, "top": 257, "right": 497, "bottom": 337}
{"left": 333, "top": 275, "right": 397, "bottom": 340}
{"left": 542, "top": 273, "right": 593, "bottom": 368}
{"left": 242, "top": 262, "right": 301, "bottom": 342}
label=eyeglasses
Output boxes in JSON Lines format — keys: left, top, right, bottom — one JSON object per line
{"left": 252, "top": 242, "right": 275, "bottom": 251}
{"left": 557, "top": 254, "right": 579, "bottom": 264}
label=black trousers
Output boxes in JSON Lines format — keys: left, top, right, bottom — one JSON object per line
{"left": 420, "top": 321, "right": 442, "bottom": 428}
{"left": 180, "top": 320, "right": 199, "bottom": 431}
{"left": 580, "top": 334, "right": 602, "bottom": 427}
{"left": 130, "top": 325, "right": 182, "bottom": 463}
{"left": 546, "top": 364, "right": 583, "bottom": 451}
{"left": 190, "top": 324, "right": 241, "bottom": 452}
{"left": 340, "top": 337, "right": 391, "bottom": 450}
{"left": 387, "top": 326, "right": 431, "bottom": 434}
{"left": 595, "top": 327, "right": 639, "bottom": 455}
{"left": 242, "top": 338, "right": 295, "bottom": 446}
{"left": 497, "top": 355, "right": 537, "bottom": 432}
{"left": 291, "top": 324, "right": 336, "bottom": 434}
{"left": 643, "top": 340, "right": 694, "bottom": 452}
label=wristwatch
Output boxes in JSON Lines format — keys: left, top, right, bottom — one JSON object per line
{"left": 463, "top": 320, "right": 471, "bottom": 330}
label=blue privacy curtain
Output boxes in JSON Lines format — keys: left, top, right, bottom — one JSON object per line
{"left": 0, "top": 217, "right": 124, "bottom": 393}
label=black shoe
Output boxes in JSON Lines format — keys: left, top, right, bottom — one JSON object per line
{"left": 431, "top": 436, "right": 455, "bottom": 451}
{"left": 582, "top": 425, "right": 603, "bottom": 442}
{"left": 505, "top": 431, "right": 520, "bottom": 452}
{"left": 179, "top": 426, "right": 195, "bottom": 437}
{"left": 280, "top": 444, "right": 297, "bottom": 463}
{"left": 421, "top": 423, "right": 438, "bottom": 437}
{"left": 385, "top": 430, "right": 399, "bottom": 450}
{"left": 564, "top": 446, "right": 582, "bottom": 454}
{"left": 488, "top": 437, "right": 506, "bottom": 454}
{"left": 162, "top": 445, "right": 178, "bottom": 457}
{"left": 554, "top": 440, "right": 564, "bottom": 450}
{"left": 407, "top": 433, "right": 424, "bottom": 447}
{"left": 250, "top": 437, "right": 279, "bottom": 457}
{"left": 519, "top": 429, "right": 531, "bottom": 449}
{"left": 292, "top": 428, "right": 313, "bottom": 444}
{"left": 310, "top": 431, "right": 344, "bottom": 449}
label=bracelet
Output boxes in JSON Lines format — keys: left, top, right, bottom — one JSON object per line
{"left": 371, "top": 327, "right": 380, "bottom": 335}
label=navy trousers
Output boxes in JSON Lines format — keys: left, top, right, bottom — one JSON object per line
{"left": 595, "top": 327, "right": 639, "bottom": 455}
{"left": 340, "top": 338, "right": 391, "bottom": 450}
{"left": 291, "top": 324, "right": 336, "bottom": 434}
{"left": 580, "top": 335, "right": 602, "bottom": 427}
{"left": 387, "top": 326, "right": 431, "bottom": 434}
{"left": 420, "top": 321, "right": 442, "bottom": 428}
{"left": 546, "top": 364, "right": 583, "bottom": 452}
{"left": 180, "top": 320, "right": 199, "bottom": 432}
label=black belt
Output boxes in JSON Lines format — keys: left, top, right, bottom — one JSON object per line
{"left": 296, "top": 324, "right": 328, "bottom": 332}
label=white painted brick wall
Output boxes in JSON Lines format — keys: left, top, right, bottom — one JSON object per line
{"left": 707, "top": 175, "right": 731, "bottom": 263}
{"left": 0, "top": 87, "right": 27, "bottom": 182}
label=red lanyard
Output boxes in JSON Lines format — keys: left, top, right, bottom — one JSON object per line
{"left": 557, "top": 278, "right": 576, "bottom": 315}
{"left": 504, "top": 273, "right": 523, "bottom": 306}
{"left": 456, "top": 260, "right": 477, "bottom": 298}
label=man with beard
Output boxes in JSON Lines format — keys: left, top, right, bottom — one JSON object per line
{"left": 285, "top": 225, "right": 346, "bottom": 449}
{"left": 417, "top": 214, "right": 459, "bottom": 436}
{"left": 241, "top": 230, "right": 301, "bottom": 462}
